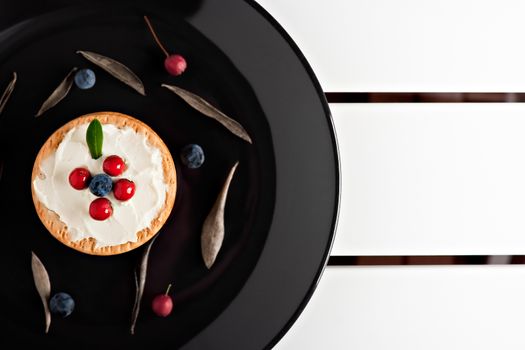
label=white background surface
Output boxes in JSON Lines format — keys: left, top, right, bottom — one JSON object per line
{"left": 277, "top": 266, "right": 525, "bottom": 349}
{"left": 252, "top": 0, "right": 525, "bottom": 349}
{"left": 257, "top": 0, "right": 525, "bottom": 92}
{"left": 333, "top": 103, "right": 525, "bottom": 256}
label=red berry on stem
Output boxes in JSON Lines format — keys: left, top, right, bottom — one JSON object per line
{"left": 144, "top": 16, "right": 187, "bottom": 76}
{"left": 152, "top": 284, "right": 173, "bottom": 317}
{"left": 103, "top": 155, "right": 126, "bottom": 176}
{"left": 89, "top": 198, "right": 113, "bottom": 221}
{"left": 164, "top": 55, "right": 187, "bottom": 76}
{"left": 113, "top": 179, "right": 135, "bottom": 201}
{"left": 69, "top": 168, "right": 91, "bottom": 190}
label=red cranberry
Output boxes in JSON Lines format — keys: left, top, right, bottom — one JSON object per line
{"left": 113, "top": 179, "right": 135, "bottom": 201}
{"left": 103, "top": 155, "right": 126, "bottom": 176}
{"left": 152, "top": 284, "right": 173, "bottom": 317}
{"left": 89, "top": 198, "right": 113, "bottom": 221}
{"left": 144, "top": 16, "right": 188, "bottom": 76}
{"left": 68, "top": 168, "right": 91, "bottom": 190}
{"left": 164, "top": 55, "right": 187, "bottom": 76}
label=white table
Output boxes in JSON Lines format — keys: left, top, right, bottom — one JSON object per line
{"left": 255, "top": 1, "right": 525, "bottom": 348}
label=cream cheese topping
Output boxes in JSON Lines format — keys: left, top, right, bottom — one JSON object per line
{"left": 33, "top": 123, "right": 167, "bottom": 248}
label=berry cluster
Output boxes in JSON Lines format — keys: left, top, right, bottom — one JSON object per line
{"left": 68, "top": 155, "right": 135, "bottom": 221}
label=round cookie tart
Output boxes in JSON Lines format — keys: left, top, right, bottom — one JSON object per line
{"left": 31, "top": 112, "right": 177, "bottom": 255}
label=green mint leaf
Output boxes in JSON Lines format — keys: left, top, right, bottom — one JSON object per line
{"left": 86, "top": 119, "right": 103, "bottom": 159}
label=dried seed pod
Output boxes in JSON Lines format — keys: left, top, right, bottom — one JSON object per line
{"left": 31, "top": 251, "right": 51, "bottom": 333}
{"left": 35, "top": 68, "right": 77, "bottom": 117}
{"left": 201, "top": 162, "right": 239, "bottom": 268}
{"left": 0, "top": 72, "right": 17, "bottom": 115}
{"left": 77, "top": 50, "right": 145, "bottom": 95}
{"left": 162, "top": 84, "right": 252, "bottom": 144}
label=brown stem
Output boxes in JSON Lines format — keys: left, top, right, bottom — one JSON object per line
{"left": 165, "top": 283, "right": 172, "bottom": 296}
{"left": 144, "top": 15, "right": 170, "bottom": 58}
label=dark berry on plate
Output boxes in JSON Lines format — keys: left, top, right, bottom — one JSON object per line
{"left": 74, "top": 68, "right": 96, "bottom": 89}
{"left": 180, "top": 144, "right": 204, "bottom": 169}
{"left": 164, "top": 54, "right": 187, "bottom": 76}
{"left": 49, "top": 292, "right": 75, "bottom": 318}
{"left": 113, "top": 179, "right": 135, "bottom": 201}
{"left": 89, "top": 173, "right": 113, "bottom": 197}
{"left": 69, "top": 168, "right": 91, "bottom": 190}
{"left": 103, "top": 155, "right": 126, "bottom": 176}
{"left": 89, "top": 198, "right": 113, "bottom": 220}
{"left": 152, "top": 284, "right": 173, "bottom": 317}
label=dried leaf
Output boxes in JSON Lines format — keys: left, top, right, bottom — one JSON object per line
{"left": 35, "top": 68, "right": 77, "bottom": 117}
{"left": 31, "top": 251, "right": 51, "bottom": 334}
{"left": 201, "top": 162, "right": 239, "bottom": 268}
{"left": 130, "top": 234, "right": 158, "bottom": 335}
{"left": 78, "top": 50, "right": 145, "bottom": 96}
{"left": 162, "top": 84, "right": 252, "bottom": 144}
{"left": 0, "top": 72, "right": 17, "bottom": 115}
{"left": 129, "top": 269, "right": 141, "bottom": 335}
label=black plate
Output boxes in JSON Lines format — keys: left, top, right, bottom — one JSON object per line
{"left": 0, "top": 1, "right": 339, "bottom": 349}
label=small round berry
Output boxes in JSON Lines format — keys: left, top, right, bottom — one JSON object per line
{"left": 113, "top": 179, "right": 136, "bottom": 201}
{"left": 49, "top": 292, "right": 75, "bottom": 318}
{"left": 89, "top": 173, "right": 113, "bottom": 197}
{"left": 164, "top": 54, "right": 187, "bottom": 76}
{"left": 152, "top": 294, "right": 173, "bottom": 317}
{"left": 69, "top": 168, "right": 91, "bottom": 190}
{"left": 180, "top": 144, "right": 204, "bottom": 169}
{"left": 152, "top": 284, "right": 173, "bottom": 317}
{"left": 103, "top": 155, "right": 126, "bottom": 176}
{"left": 74, "top": 68, "right": 96, "bottom": 90}
{"left": 89, "top": 198, "right": 113, "bottom": 220}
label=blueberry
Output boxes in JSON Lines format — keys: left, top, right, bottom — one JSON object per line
{"left": 89, "top": 173, "right": 113, "bottom": 197}
{"left": 180, "top": 144, "right": 204, "bottom": 169}
{"left": 74, "top": 68, "right": 96, "bottom": 90}
{"left": 49, "top": 292, "right": 75, "bottom": 318}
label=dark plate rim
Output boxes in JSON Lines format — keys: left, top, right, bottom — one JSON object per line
{"left": 244, "top": 1, "right": 340, "bottom": 347}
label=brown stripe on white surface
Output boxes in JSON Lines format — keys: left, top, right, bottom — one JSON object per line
{"left": 328, "top": 256, "right": 524, "bottom": 265}
{"left": 326, "top": 93, "right": 525, "bottom": 103}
